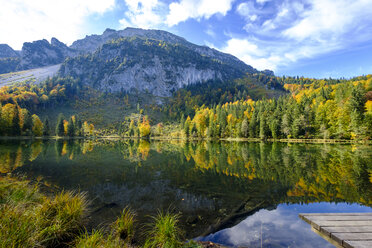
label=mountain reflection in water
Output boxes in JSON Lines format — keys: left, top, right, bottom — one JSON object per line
{"left": 1, "top": 139, "right": 371, "bottom": 246}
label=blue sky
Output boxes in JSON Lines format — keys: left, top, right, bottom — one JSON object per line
{"left": 1, "top": 0, "right": 372, "bottom": 78}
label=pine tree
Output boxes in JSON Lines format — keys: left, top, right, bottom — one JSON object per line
{"left": 241, "top": 117, "right": 249, "bottom": 138}
{"left": 180, "top": 115, "right": 185, "bottom": 129}
{"left": 184, "top": 117, "right": 191, "bottom": 138}
{"left": 249, "top": 110, "right": 257, "bottom": 138}
{"left": 43, "top": 118, "right": 50, "bottom": 136}
{"left": 67, "top": 117, "right": 75, "bottom": 137}
{"left": 56, "top": 114, "right": 65, "bottom": 136}
{"left": 259, "top": 112, "right": 269, "bottom": 140}
{"left": 77, "top": 120, "right": 83, "bottom": 136}
{"left": 129, "top": 120, "right": 135, "bottom": 137}
{"left": 191, "top": 122, "right": 197, "bottom": 138}
{"left": 22, "top": 110, "right": 33, "bottom": 135}
{"left": 0, "top": 104, "right": 3, "bottom": 136}
{"left": 12, "top": 106, "right": 21, "bottom": 136}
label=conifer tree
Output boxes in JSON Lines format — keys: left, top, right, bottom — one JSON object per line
{"left": 12, "top": 106, "right": 21, "bottom": 136}
{"left": 43, "top": 118, "right": 50, "bottom": 136}
{"left": 184, "top": 117, "right": 191, "bottom": 138}
{"left": 241, "top": 117, "right": 249, "bottom": 138}
{"left": 22, "top": 110, "right": 33, "bottom": 135}
{"left": 56, "top": 114, "right": 65, "bottom": 136}
{"left": 67, "top": 117, "right": 75, "bottom": 137}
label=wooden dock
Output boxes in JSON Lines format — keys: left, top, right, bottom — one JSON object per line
{"left": 299, "top": 213, "right": 372, "bottom": 248}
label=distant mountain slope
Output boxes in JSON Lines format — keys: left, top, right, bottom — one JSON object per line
{"left": 0, "top": 38, "right": 74, "bottom": 74}
{"left": 60, "top": 36, "right": 254, "bottom": 97}
{"left": 19, "top": 38, "right": 76, "bottom": 70}
{"left": 71, "top": 27, "right": 256, "bottom": 74}
{"left": 0, "top": 64, "right": 61, "bottom": 87}
{"left": 0, "top": 27, "right": 271, "bottom": 97}
{"left": 0, "top": 44, "right": 19, "bottom": 58}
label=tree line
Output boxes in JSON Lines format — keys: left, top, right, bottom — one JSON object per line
{"left": 0, "top": 102, "right": 95, "bottom": 137}
{"left": 0, "top": 103, "right": 46, "bottom": 136}
{"left": 183, "top": 76, "right": 372, "bottom": 140}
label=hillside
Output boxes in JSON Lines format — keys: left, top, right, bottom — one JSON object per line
{"left": 60, "top": 36, "right": 256, "bottom": 97}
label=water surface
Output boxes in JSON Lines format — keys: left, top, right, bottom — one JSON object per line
{"left": 1, "top": 139, "right": 371, "bottom": 247}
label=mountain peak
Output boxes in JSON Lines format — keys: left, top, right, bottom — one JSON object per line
{"left": 0, "top": 44, "right": 19, "bottom": 58}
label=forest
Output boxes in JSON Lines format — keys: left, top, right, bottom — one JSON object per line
{"left": 183, "top": 75, "right": 372, "bottom": 140}
{"left": 0, "top": 73, "right": 371, "bottom": 140}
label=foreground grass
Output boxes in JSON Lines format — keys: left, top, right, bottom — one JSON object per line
{"left": 0, "top": 176, "right": 205, "bottom": 248}
{"left": 0, "top": 177, "right": 88, "bottom": 247}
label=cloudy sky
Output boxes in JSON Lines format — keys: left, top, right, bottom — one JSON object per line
{"left": 1, "top": 0, "right": 372, "bottom": 78}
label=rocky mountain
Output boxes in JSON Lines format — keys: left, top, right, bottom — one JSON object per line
{"left": 0, "top": 44, "right": 19, "bottom": 58}
{"left": 71, "top": 28, "right": 254, "bottom": 74}
{"left": 1, "top": 27, "right": 271, "bottom": 98}
{"left": 59, "top": 35, "right": 256, "bottom": 97}
{"left": 19, "top": 38, "right": 76, "bottom": 70}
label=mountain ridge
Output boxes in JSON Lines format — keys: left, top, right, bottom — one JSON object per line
{"left": 0, "top": 27, "right": 275, "bottom": 97}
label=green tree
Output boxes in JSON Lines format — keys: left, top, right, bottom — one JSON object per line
{"left": 43, "top": 118, "right": 50, "bottom": 136}
{"left": 184, "top": 116, "right": 191, "bottom": 138}
{"left": 241, "top": 117, "right": 249, "bottom": 138}
{"left": 22, "top": 110, "right": 33, "bottom": 135}
{"left": 129, "top": 120, "right": 135, "bottom": 137}
{"left": 12, "top": 106, "right": 21, "bottom": 136}
{"left": 67, "top": 117, "right": 75, "bottom": 137}
{"left": 56, "top": 114, "right": 65, "bottom": 136}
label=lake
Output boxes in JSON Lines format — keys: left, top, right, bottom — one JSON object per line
{"left": 1, "top": 139, "right": 371, "bottom": 247}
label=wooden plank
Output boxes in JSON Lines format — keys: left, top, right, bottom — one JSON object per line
{"left": 321, "top": 226, "right": 372, "bottom": 236}
{"left": 304, "top": 216, "right": 372, "bottom": 221}
{"left": 300, "top": 213, "right": 372, "bottom": 216}
{"left": 311, "top": 227, "right": 343, "bottom": 248}
{"left": 343, "top": 240, "right": 372, "bottom": 248}
{"left": 300, "top": 213, "right": 372, "bottom": 248}
{"left": 331, "top": 233, "right": 372, "bottom": 244}
{"left": 313, "top": 220, "right": 372, "bottom": 227}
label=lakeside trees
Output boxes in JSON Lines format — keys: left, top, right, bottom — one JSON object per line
{"left": 184, "top": 76, "right": 372, "bottom": 140}
{"left": 1, "top": 72, "right": 371, "bottom": 140}
{"left": 0, "top": 103, "right": 44, "bottom": 136}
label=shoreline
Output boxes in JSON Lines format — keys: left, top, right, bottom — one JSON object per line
{"left": 0, "top": 135, "right": 371, "bottom": 144}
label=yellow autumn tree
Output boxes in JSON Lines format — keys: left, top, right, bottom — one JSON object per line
{"left": 139, "top": 116, "right": 151, "bottom": 138}
{"left": 32, "top": 114, "right": 43, "bottom": 136}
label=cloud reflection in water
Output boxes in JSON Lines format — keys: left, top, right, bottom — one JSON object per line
{"left": 200, "top": 202, "right": 372, "bottom": 248}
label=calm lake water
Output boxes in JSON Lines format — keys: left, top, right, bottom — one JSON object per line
{"left": 1, "top": 139, "right": 371, "bottom": 247}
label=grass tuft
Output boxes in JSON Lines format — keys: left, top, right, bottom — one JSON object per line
{"left": 36, "top": 191, "right": 89, "bottom": 246}
{"left": 75, "top": 230, "right": 124, "bottom": 248}
{"left": 0, "top": 204, "right": 39, "bottom": 248}
{"left": 0, "top": 177, "right": 89, "bottom": 247}
{"left": 144, "top": 210, "right": 183, "bottom": 248}
{"left": 112, "top": 206, "right": 136, "bottom": 242}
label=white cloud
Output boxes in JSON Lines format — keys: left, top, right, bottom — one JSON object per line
{"left": 283, "top": 0, "right": 372, "bottom": 42}
{"left": 218, "top": 0, "right": 372, "bottom": 72}
{"left": 119, "top": 0, "right": 166, "bottom": 29}
{"left": 206, "top": 27, "right": 216, "bottom": 38}
{"left": 166, "top": 0, "right": 235, "bottom": 26}
{"left": 0, "top": 0, "right": 115, "bottom": 50}
{"left": 204, "top": 205, "right": 334, "bottom": 248}
{"left": 221, "top": 38, "right": 281, "bottom": 71}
